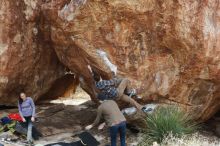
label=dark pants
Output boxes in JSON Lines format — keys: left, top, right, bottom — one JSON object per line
{"left": 109, "top": 121, "right": 126, "bottom": 146}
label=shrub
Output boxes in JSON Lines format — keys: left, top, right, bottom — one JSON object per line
{"left": 139, "top": 106, "right": 198, "bottom": 146}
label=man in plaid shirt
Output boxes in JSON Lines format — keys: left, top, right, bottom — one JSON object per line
{"left": 95, "top": 79, "right": 118, "bottom": 99}
{"left": 94, "top": 73, "right": 147, "bottom": 112}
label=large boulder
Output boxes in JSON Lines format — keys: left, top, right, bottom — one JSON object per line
{"left": 0, "top": 0, "right": 70, "bottom": 105}
{"left": 40, "top": 0, "right": 220, "bottom": 121}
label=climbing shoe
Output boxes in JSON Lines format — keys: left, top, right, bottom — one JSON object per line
{"left": 125, "top": 89, "right": 137, "bottom": 97}
{"left": 141, "top": 107, "right": 153, "bottom": 113}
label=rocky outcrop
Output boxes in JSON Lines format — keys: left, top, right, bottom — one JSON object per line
{"left": 0, "top": 0, "right": 219, "bottom": 121}
{"left": 39, "top": 0, "right": 220, "bottom": 121}
{"left": 0, "top": 0, "right": 70, "bottom": 105}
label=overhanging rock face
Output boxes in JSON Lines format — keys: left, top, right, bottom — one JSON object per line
{"left": 0, "top": 0, "right": 220, "bottom": 121}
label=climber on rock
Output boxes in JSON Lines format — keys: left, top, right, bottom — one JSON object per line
{"left": 91, "top": 71, "right": 149, "bottom": 114}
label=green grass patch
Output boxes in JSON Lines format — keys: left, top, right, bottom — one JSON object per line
{"left": 139, "top": 106, "right": 198, "bottom": 146}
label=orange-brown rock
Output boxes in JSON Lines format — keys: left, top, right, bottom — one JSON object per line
{"left": 0, "top": 0, "right": 70, "bottom": 105}
{"left": 0, "top": 0, "right": 219, "bottom": 121}
{"left": 40, "top": 0, "right": 220, "bottom": 121}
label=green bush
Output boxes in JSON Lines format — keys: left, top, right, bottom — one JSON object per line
{"left": 139, "top": 106, "right": 198, "bottom": 146}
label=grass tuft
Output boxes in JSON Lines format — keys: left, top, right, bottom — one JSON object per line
{"left": 139, "top": 106, "right": 198, "bottom": 146}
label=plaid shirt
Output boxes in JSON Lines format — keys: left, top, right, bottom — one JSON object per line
{"left": 96, "top": 79, "right": 118, "bottom": 99}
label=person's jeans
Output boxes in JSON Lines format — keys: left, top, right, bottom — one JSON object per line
{"left": 109, "top": 121, "right": 126, "bottom": 146}
{"left": 24, "top": 116, "right": 33, "bottom": 142}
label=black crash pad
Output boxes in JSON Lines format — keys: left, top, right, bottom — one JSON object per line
{"left": 44, "top": 141, "right": 82, "bottom": 146}
{"left": 78, "top": 131, "right": 100, "bottom": 146}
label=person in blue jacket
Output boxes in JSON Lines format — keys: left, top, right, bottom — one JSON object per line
{"left": 18, "top": 92, "right": 36, "bottom": 144}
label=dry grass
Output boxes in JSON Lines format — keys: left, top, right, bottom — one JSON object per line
{"left": 159, "top": 133, "right": 220, "bottom": 146}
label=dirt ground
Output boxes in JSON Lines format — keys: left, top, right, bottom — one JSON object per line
{"left": 0, "top": 101, "right": 144, "bottom": 146}
{"left": 1, "top": 87, "right": 219, "bottom": 146}
{"left": 0, "top": 87, "right": 145, "bottom": 146}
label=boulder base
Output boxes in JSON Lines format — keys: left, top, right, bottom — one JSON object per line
{"left": 0, "top": 0, "right": 219, "bottom": 121}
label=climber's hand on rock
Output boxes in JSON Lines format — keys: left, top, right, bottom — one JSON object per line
{"left": 85, "top": 124, "right": 93, "bottom": 130}
{"left": 98, "top": 122, "right": 105, "bottom": 130}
